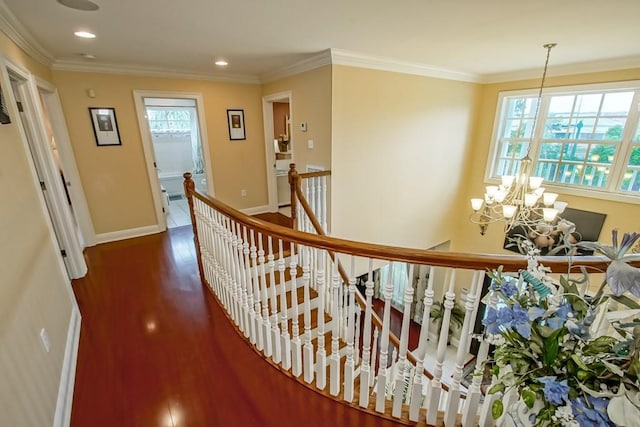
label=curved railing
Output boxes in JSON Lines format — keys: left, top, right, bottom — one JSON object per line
{"left": 183, "top": 171, "right": 629, "bottom": 426}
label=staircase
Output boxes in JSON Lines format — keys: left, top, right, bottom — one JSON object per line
{"left": 181, "top": 167, "right": 615, "bottom": 426}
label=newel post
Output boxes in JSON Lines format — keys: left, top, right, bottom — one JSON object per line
{"left": 183, "top": 172, "right": 205, "bottom": 281}
{"left": 288, "top": 163, "right": 298, "bottom": 230}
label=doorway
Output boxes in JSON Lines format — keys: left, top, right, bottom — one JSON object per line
{"left": 3, "top": 62, "right": 87, "bottom": 278}
{"left": 262, "top": 91, "right": 293, "bottom": 215}
{"left": 134, "top": 92, "right": 214, "bottom": 229}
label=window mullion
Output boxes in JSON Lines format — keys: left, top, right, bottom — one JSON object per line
{"left": 611, "top": 90, "right": 640, "bottom": 191}
{"left": 528, "top": 94, "right": 550, "bottom": 175}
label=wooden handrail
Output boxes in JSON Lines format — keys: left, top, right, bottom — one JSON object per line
{"left": 185, "top": 171, "right": 640, "bottom": 393}
{"left": 185, "top": 173, "right": 634, "bottom": 272}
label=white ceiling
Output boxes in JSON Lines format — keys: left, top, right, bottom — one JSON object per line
{"left": 2, "top": 0, "right": 640, "bottom": 83}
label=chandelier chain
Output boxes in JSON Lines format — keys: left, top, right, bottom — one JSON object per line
{"left": 526, "top": 43, "right": 556, "bottom": 157}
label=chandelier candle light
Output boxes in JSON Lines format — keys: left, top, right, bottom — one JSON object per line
{"left": 471, "top": 43, "right": 570, "bottom": 237}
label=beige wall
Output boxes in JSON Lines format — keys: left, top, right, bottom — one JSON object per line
{"left": 0, "top": 32, "right": 74, "bottom": 425}
{"left": 51, "top": 71, "right": 268, "bottom": 234}
{"left": 263, "top": 66, "right": 333, "bottom": 172}
{"left": 331, "top": 65, "right": 480, "bottom": 249}
{"left": 452, "top": 68, "right": 640, "bottom": 254}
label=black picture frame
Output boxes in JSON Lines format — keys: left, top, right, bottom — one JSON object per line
{"left": 227, "top": 109, "right": 246, "bottom": 140}
{"left": 89, "top": 107, "right": 122, "bottom": 146}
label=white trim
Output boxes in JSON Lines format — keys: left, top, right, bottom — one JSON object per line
{"left": 53, "top": 60, "right": 261, "bottom": 85}
{"left": 0, "top": 0, "right": 54, "bottom": 66}
{"left": 1, "top": 57, "right": 87, "bottom": 278}
{"left": 482, "top": 55, "right": 640, "bottom": 84}
{"left": 35, "top": 77, "right": 96, "bottom": 247}
{"left": 53, "top": 305, "right": 81, "bottom": 427}
{"left": 261, "top": 50, "right": 332, "bottom": 83}
{"left": 485, "top": 80, "right": 640, "bottom": 205}
{"left": 133, "top": 90, "right": 215, "bottom": 234}
{"left": 241, "top": 205, "right": 272, "bottom": 215}
{"left": 95, "top": 224, "right": 163, "bottom": 244}
{"left": 262, "top": 91, "right": 293, "bottom": 212}
{"left": 330, "top": 48, "right": 481, "bottom": 83}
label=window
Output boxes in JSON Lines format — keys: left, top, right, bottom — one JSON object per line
{"left": 146, "top": 107, "right": 193, "bottom": 133}
{"left": 488, "top": 82, "right": 640, "bottom": 200}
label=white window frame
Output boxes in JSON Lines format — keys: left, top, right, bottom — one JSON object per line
{"left": 485, "top": 80, "right": 640, "bottom": 204}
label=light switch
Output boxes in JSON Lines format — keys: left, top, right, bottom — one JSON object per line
{"left": 307, "top": 139, "right": 314, "bottom": 149}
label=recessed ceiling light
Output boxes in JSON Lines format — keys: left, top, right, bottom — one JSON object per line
{"left": 57, "top": 0, "right": 99, "bottom": 11}
{"left": 214, "top": 59, "right": 229, "bottom": 67}
{"left": 74, "top": 31, "right": 96, "bottom": 39}
{"left": 80, "top": 53, "right": 96, "bottom": 59}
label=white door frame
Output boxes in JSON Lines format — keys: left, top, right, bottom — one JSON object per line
{"left": 262, "top": 91, "right": 292, "bottom": 212}
{"left": 35, "top": 77, "right": 95, "bottom": 247}
{"left": 133, "top": 90, "right": 214, "bottom": 231}
{"left": 0, "top": 57, "right": 87, "bottom": 279}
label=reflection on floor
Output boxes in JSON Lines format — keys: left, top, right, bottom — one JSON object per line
{"left": 166, "top": 195, "right": 191, "bottom": 228}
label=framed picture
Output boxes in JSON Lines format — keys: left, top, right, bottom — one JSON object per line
{"left": 89, "top": 107, "right": 121, "bottom": 146}
{"left": 227, "top": 109, "right": 246, "bottom": 140}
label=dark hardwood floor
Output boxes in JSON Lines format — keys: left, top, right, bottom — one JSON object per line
{"left": 70, "top": 226, "right": 407, "bottom": 427}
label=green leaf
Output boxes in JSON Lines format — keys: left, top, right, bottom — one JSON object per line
{"left": 570, "top": 354, "right": 591, "bottom": 371}
{"left": 543, "top": 328, "right": 564, "bottom": 366}
{"left": 492, "top": 400, "right": 504, "bottom": 419}
{"left": 522, "top": 389, "right": 536, "bottom": 408}
{"left": 611, "top": 294, "right": 640, "bottom": 309}
{"left": 488, "top": 383, "right": 505, "bottom": 395}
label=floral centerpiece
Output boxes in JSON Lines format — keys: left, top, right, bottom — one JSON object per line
{"left": 482, "top": 230, "right": 640, "bottom": 426}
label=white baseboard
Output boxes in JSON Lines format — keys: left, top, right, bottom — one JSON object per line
{"left": 53, "top": 305, "right": 81, "bottom": 427}
{"left": 241, "top": 205, "right": 271, "bottom": 215}
{"left": 95, "top": 224, "right": 163, "bottom": 244}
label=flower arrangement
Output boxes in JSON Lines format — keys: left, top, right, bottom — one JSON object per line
{"left": 482, "top": 230, "right": 640, "bottom": 426}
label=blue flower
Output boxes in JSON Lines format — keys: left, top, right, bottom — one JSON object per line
{"left": 537, "top": 376, "right": 568, "bottom": 406}
{"left": 547, "top": 302, "right": 572, "bottom": 331}
{"left": 496, "top": 306, "right": 513, "bottom": 326}
{"left": 483, "top": 307, "right": 501, "bottom": 335}
{"left": 501, "top": 281, "right": 517, "bottom": 298}
{"left": 571, "top": 396, "right": 615, "bottom": 426}
{"left": 511, "top": 303, "right": 531, "bottom": 338}
{"left": 528, "top": 306, "right": 546, "bottom": 321}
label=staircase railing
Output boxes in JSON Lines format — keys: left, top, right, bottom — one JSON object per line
{"left": 183, "top": 171, "right": 617, "bottom": 426}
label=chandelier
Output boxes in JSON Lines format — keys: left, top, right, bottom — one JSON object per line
{"left": 470, "top": 43, "right": 571, "bottom": 238}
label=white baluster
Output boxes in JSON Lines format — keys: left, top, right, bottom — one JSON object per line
{"left": 376, "top": 263, "right": 394, "bottom": 413}
{"left": 229, "top": 219, "right": 242, "bottom": 329}
{"left": 329, "top": 262, "right": 341, "bottom": 396}
{"left": 343, "top": 256, "right": 357, "bottom": 402}
{"left": 445, "top": 271, "right": 481, "bottom": 426}
{"left": 392, "top": 265, "right": 415, "bottom": 418}
{"left": 409, "top": 267, "right": 436, "bottom": 422}
{"left": 242, "top": 227, "right": 254, "bottom": 340}
{"left": 258, "top": 234, "right": 272, "bottom": 357}
{"left": 290, "top": 244, "right": 302, "bottom": 377}
{"left": 354, "top": 304, "right": 361, "bottom": 365}
{"left": 463, "top": 331, "right": 491, "bottom": 426}
{"left": 359, "top": 260, "right": 375, "bottom": 408}
{"left": 370, "top": 327, "right": 379, "bottom": 384}
{"left": 321, "top": 175, "right": 328, "bottom": 233}
{"left": 302, "top": 244, "right": 314, "bottom": 383}
{"left": 248, "top": 230, "right": 259, "bottom": 345}
{"left": 267, "top": 236, "right": 281, "bottom": 363}
{"left": 478, "top": 291, "right": 501, "bottom": 427}
{"left": 426, "top": 269, "right": 456, "bottom": 426}
{"left": 315, "top": 249, "right": 327, "bottom": 390}
{"left": 278, "top": 239, "right": 291, "bottom": 370}
{"left": 234, "top": 224, "right": 247, "bottom": 335}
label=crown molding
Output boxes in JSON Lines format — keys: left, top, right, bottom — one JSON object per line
{"left": 0, "top": 0, "right": 54, "bottom": 66}
{"left": 52, "top": 60, "right": 261, "bottom": 84}
{"left": 260, "top": 50, "right": 332, "bottom": 83}
{"left": 329, "top": 48, "right": 481, "bottom": 83}
{"left": 481, "top": 55, "right": 640, "bottom": 84}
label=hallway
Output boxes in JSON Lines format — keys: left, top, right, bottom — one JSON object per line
{"left": 70, "top": 226, "right": 406, "bottom": 427}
